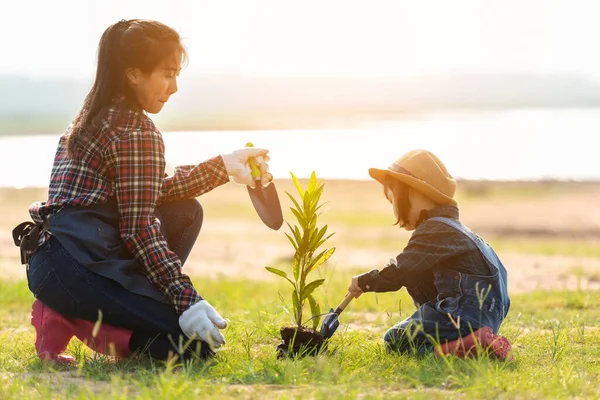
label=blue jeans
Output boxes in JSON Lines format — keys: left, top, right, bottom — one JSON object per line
{"left": 26, "top": 199, "right": 210, "bottom": 360}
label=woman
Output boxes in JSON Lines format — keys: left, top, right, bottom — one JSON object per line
{"left": 347, "top": 149, "right": 512, "bottom": 359}
{"left": 17, "top": 19, "right": 271, "bottom": 364}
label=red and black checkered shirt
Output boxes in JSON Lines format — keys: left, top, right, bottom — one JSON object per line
{"left": 29, "top": 97, "right": 230, "bottom": 314}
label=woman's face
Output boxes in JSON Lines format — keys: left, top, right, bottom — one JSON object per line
{"left": 128, "top": 60, "right": 180, "bottom": 114}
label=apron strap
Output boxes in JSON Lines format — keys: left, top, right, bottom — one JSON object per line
{"left": 12, "top": 221, "right": 46, "bottom": 265}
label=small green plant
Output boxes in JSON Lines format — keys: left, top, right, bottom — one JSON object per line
{"left": 265, "top": 172, "right": 335, "bottom": 331}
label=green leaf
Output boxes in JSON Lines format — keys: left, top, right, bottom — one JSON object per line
{"left": 309, "top": 225, "right": 328, "bottom": 250}
{"left": 310, "top": 184, "right": 324, "bottom": 206}
{"left": 314, "top": 202, "right": 327, "bottom": 215}
{"left": 293, "top": 254, "right": 301, "bottom": 282}
{"left": 305, "top": 191, "right": 321, "bottom": 218}
{"left": 316, "top": 233, "right": 335, "bottom": 249}
{"left": 308, "top": 171, "right": 317, "bottom": 193}
{"left": 308, "top": 215, "right": 318, "bottom": 232}
{"left": 302, "top": 225, "right": 314, "bottom": 251}
{"left": 308, "top": 183, "right": 324, "bottom": 209}
{"left": 290, "top": 172, "right": 304, "bottom": 197}
{"left": 308, "top": 248, "right": 336, "bottom": 272}
{"left": 265, "top": 266, "right": 295, "bottom": 286}
{"left": 301, "top": 228, "right": 312, "bottom": 252}
{"left": 284, "top": 232, "right": 298, "bottom": 251}
{"left": 302, "top": 189, "right": 312, "bottom": 221}
{"left": 291, "top": 224, "right": 302, "bottom": 248}
{"left": 301, "top": 278, "right": 325, "bottom": 301}
{"left": 291, "top": 208, "right": 306, "bottom": 228}
{"left": 293, "top": 225, "right": 302, "bottom": 243}
{"left": 292, "top": 290, "right": 300, "bottom": 324}
{"left": 308, "top": 294, "right": 321, "bottom": 331}
{"left": 286, "top": 192, "right": 303, "bottom": 215}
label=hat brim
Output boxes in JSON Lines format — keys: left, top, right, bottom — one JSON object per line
{"left": 368, "top": 168, "right": 457, "bottom": 206}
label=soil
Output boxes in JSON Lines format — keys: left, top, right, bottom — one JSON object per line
{"left": 276, "top": 326, "right": 326, "bottom": 358}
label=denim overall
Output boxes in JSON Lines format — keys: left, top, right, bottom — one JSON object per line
{"left": 384, "top": 217, "right": 511, "bottom": 354}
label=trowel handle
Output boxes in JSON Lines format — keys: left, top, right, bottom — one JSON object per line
{"left": 334, "top": 292, "right": 354, "bottom": 315}
{"left": 245, "top": 142, "right": 261, "bottom": 180}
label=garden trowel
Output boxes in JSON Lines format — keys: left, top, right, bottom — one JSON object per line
{"left": 245, "top": 142, "right": 283, "bottom": 230}
{"left": 320, "top": 292, "right": 354, "bottom": 339}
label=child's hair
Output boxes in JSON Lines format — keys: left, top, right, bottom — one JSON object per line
{"left": 68, "top": 19, "right": 187, "bottom": 158}
{"left": 383, "top": 176, "right": 411, "bottom": 227}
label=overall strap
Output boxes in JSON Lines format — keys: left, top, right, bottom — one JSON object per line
{"left": 428, "top": 216, "right": 496, "bottom": 268}
{"left": 429, "top": 216, "right": 510, "bottom": 318}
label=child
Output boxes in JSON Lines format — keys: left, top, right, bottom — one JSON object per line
{"left": 347, "top": 149, "right": 512, "bottom": 359}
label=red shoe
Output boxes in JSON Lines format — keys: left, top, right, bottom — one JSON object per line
{"left": 31, "top": 299, "right": 76, "bottom": 364}
{"left": 435, "top": 326, "right": 513, "bottom": 360}
{"left": 71, "top": 319, "right": 132, "bottom": 358}
{"left": 31, "top": 299, "right": 133, "bottom": 363}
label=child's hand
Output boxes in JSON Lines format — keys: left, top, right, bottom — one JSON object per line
{"left": 348, "top": 276, "right": 363, "bottom": 299}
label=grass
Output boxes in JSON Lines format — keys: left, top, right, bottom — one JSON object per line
{"left": 2, "top": 182, "right": 600, "bottom": 398}
{"left": 1, "top": 272, "right": 600, "bottom": 399}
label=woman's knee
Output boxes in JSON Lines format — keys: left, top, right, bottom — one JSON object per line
{"left": 157, "top": 198, "right": 203, "bottom": 222}
{"left": 178, "top": 198, "right": 204, "bottom": 222}
{"left": 190, "top": 198, "right": 203, "bottom": 216}
{"left": 185, "top": 198, "right": 203, "bottom": 231}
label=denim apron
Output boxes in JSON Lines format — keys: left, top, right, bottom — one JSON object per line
{"left": 384, "top": 216, "right": 510, "bottom": 353}
{"left": 47, "top": 197, "right": 169, "bottom": 304}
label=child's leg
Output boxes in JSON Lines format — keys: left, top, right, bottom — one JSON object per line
{"left": 434, "top": 326, "right": 512, "bottom": 360}
{"left": 385, "top": 303, "right": 512, "bottom": 360}
{"left": 384, "top": 304, "right": 464, "bottom": 355}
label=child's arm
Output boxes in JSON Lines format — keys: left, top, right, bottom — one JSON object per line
{"left": 355, "top": 268, "right": 403, "bottom": 293}
{"left": 355, "top": 219, "right": 463, "bottom": 293}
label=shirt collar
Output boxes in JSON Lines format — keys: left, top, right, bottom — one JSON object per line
{"left": 416, "top": 205, "right": 460, "bottom": 227}
{"left": 107, "top": 94, "right": 144, "bottom": 128}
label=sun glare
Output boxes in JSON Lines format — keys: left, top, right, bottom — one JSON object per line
{"left": 2, "top": 0, "right": 600, "bottom": 80}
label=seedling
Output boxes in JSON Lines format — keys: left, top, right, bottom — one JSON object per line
{"left": 265, "top": 172, "right": 335, "bottom": 357}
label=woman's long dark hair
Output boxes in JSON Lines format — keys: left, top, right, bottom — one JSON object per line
{"left": 67, "top": 19, "right": 187, "bottom": 158}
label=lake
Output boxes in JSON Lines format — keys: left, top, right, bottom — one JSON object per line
{"left": 1, "top": 108, "right": 598, "bottom": 188}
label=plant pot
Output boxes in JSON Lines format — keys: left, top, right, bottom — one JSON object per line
{"left": 276, "top": 326, "right": 326, "bottom": 359}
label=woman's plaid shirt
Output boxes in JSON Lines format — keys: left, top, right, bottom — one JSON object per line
{"left": 28, "top": 98, "right": 230, "bottom": 314}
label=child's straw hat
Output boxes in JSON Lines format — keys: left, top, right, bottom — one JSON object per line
{"left": 369, "top": 149, "right": 457, "bottom": 206}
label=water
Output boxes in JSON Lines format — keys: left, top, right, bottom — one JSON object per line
{"left": 1, "top": 108, "right": 598, "bottom": 188}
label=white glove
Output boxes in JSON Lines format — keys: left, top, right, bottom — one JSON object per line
{"left": 221, "top": 148, "right": 272, "bottom": 188}
{"left": 179, "top": 300, "right": 228, "bottom": 348}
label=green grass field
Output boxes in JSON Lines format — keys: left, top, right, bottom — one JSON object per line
{"left": 1, "top": 181, "right": 600, "bottom": 399}
{"left": 1, "top": 272, "right": 599, "bottom": 399}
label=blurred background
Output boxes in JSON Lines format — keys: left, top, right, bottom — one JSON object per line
{"left": 2, "top": 0, "right": 600, "bottom": 182}
{"left": 1, "top": 0, "right": 600, "bottom": 293}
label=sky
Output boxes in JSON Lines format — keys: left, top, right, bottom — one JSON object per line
{"left": 2, "top": 0, "right": 600, "bottom": 81}
{"left": 1, "top": 1, "right": 600, "bottom": 182}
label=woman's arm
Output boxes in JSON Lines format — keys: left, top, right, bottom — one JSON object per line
{"left": 108, "top": 128, "right": 202, "bottom": 314}
{"left": 158, "top": 158, "right": 230, "bottom": 204}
